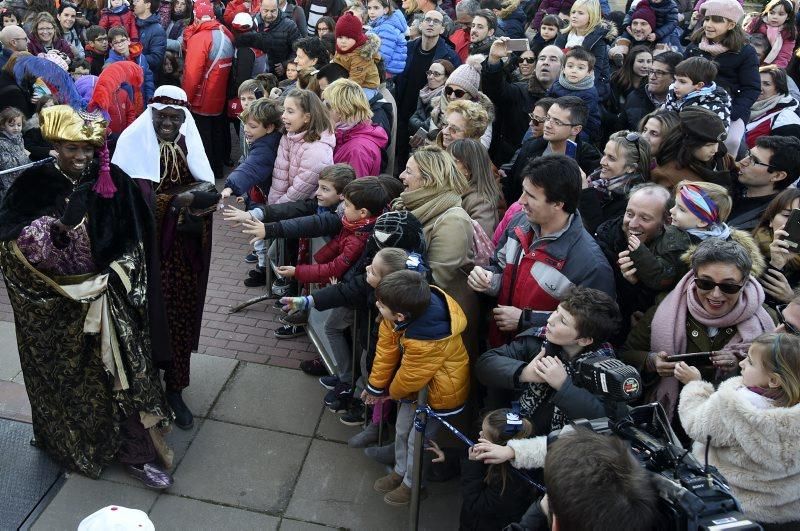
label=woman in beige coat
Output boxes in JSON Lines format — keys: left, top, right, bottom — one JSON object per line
{"left": 447, "top": 138, "right": 501, "bottom": 238}
{"left": 392, "top": 145, "right": 480, "bottom": 357}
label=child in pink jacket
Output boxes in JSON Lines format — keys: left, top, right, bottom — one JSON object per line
{"left": 268, "top": 88, "right": 336, "bottom": 205}
{"left": 745, "top": 0, "right": 796, "bottom": 67}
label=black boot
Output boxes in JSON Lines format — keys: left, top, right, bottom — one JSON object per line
{"left": 167, "top": 390, "right": 194, "bottom": 430}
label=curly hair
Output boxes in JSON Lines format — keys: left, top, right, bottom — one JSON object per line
{"left": 445, "top": 99, "right": 489, "bottom": 140}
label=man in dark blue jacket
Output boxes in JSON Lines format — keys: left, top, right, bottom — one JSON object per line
{"left": 133, "top": 0, "right": 167, "bottom": 75}
{"left": 393, "top": 9, "right": 461, "bottom": 173}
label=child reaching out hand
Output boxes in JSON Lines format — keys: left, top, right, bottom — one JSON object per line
{"left": 676, "top": 332, "right": 800, "bottom": 526}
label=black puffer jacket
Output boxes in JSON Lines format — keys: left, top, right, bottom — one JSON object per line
{"left": 236, "top": 10, "right": 301, "bottom": 73}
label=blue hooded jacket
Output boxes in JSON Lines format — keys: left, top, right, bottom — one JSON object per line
{"left": 136, "top": 13, "right": 167, "bottom": 74}
{"left": 369, "top": 11, "right": 408, "bottom": 75}
{"left": 224, "top": 130, "right": 281, "bottom": 196}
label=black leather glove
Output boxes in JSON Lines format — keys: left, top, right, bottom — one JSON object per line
{"left": 191, "top": 190, "right": 222, "bottom": 209}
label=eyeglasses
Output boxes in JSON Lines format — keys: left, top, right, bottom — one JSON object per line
{"left": 112, "top": 38, "right": 129, "bottom": 45}
{"left": 519, "top": 57, "right": 536, "bottom": 64}
{"left": 777, "top": 304, "right": 800, "bottom": 335}
{"left": 742, "top": 150, "right": 774, "bottom": 170}
{"left": 443, "top": 122, "right": 464, "bottom": 134}
{"left": 94, "top": 36, "right": 108, "bottom": 42}
{"left": 422, "top": 17, "right": 443, "bottom": 25}
{"left": 528, "top": 112, "right": 546, "bottom": 124}
{"left": 445, "top": 86, "right": 467, "bottom": 98}
{"left": 694, "top": 278, "right": 744, "bottom": 294}
{"left": 646, "top": 68, "right": 672, "bottom": 77}
{"left": 38, "top": 26, "right": 55, "bottom": 31}
{"left": 426, "top": 70, "right": 445, "bottom": 77}
{"left": 544, "top": 115, "right": 576, "bottom": 127}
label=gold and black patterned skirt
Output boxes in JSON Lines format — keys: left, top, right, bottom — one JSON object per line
{"left": 0, "top": 241, "right": 170, "bottom": 478}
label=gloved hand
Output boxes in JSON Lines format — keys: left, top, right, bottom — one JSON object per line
{"left": 280, "top": 295, "right": 314, "bottom": 314}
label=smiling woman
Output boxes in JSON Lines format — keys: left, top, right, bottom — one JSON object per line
{"left": 623, "top": 238, "right": 776, "bottom": 422}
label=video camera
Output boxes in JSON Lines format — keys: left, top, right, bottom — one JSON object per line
{"left": 549, "top": 356, "right": 762, "bottom": 531}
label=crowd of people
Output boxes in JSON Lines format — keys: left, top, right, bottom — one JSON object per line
{"left": 1, "top": 0, "right": 800, "bottom": 528}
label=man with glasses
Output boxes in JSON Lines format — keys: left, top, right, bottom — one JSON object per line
{"left": 504, "top": 96, "right": 600, "bottom": 203}
{"left": 0, "top": 24, "right": 28, "bottom": 69}
{"left": 449, "top": 0, "right": 478, "bottom": 61}
{"left": 483, "top": 39, "right": 564, "bottom": 165}
{"left": 0, "top": 26, "right": 33, "bottom": 116}
{"left": 83, "top": 26, "right": 109, "bottom": 75}
{"left": 622, "top": 51, "right": 681, "bottom": 129}
{"left": 393, "top": 9, "right": 461, "bottom": 172}
{"left": 728, "top": 135, "right": 800, "bottom": 230}
{"left": 408, "top": 0, "right": 455, "bottom": 38}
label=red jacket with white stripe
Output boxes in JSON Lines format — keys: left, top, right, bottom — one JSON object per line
{"left": 182, "top": 20, "right": 234, "bottom": 116}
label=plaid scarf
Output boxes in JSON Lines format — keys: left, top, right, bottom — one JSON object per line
{"left": 518, "top": 327, "right": 616, "bottom": 430}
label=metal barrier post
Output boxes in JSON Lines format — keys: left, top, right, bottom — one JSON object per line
{"left": 408, "top": 386, "right": 429, "bottom": 531}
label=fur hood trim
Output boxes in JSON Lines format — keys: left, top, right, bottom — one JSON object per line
{"left": 359, "top": 33, "right": 382, "bottom": 59}
{"left": 680, "top": 228, "right": 766, "bottom": 277}
{"left": 498, "top": 0, "right": 521, "bottom": 20}
{"left": 598, "top": 19, "right": 618, "bottom": 43}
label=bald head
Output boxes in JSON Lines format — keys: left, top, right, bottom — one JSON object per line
{"left": 1, "top": 25, "right": 28, "bottom": 52}
{"left": 535, "top": 45, "right": 564, "bottom": 87}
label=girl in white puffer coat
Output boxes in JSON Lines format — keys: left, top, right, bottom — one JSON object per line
{"left": 675, "top": 332, "right": 800, "bottom": 528}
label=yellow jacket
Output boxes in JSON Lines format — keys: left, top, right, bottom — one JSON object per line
{"left": 367, "top": 286, "right": 470, "bottom": 412}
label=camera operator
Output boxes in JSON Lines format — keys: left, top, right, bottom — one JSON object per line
{"left": 499, "top": 428, "right": 658, "bottom": 531}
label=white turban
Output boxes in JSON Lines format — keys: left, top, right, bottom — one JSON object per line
{"left": 112, "top": 85, "right": 215, "bottom": 184}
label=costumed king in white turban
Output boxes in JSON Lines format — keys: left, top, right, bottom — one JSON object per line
{"left": 113, "top": 85, "right": 221, "bottom": 430}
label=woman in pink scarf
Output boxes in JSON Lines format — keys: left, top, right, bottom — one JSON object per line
{"left": 623, "top": 238, "right": 776, "bottom": 422}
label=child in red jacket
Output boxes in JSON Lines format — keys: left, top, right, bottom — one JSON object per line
{"left": 99, "top": 0, "right": 139, "bottom": 42}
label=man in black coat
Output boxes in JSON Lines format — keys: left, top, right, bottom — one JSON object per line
{"left": 482, "top": 39, "right": 563, "bottom": 166}
{"left": 236, "top": 0, "right": 301, "bottom": 78}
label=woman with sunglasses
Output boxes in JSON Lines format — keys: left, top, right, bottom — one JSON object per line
{"left": 623, "top": 238, "right": 777, "bottom": 424}
{"left": 408, "top": 59, "right": 454, "bottom": 147}
{"left": 745, "top": 65, "right": 800, "bottom": 149}
{"left": 428, "top": 57, "right": 495, "bottom": 150}
{"left": 508, "top": 49, "right": 536, "bottom": 82}
{"left": 684, "top": 0, "right": 760, "bottom": 158}
{"left": 580, "top": 130, "right": 651, "bottom": 234}
{"left": 753, "top": 188, "right": 800, "bottom": 308}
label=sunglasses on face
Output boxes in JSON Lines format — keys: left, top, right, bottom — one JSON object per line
{"left": 519, "top": 57, "right": 536, "bottom": 64}
{"left": 528, "top": 112, "right": 545, "bottom": 124}
{"left": 694, "top": 278, "right": 744, "bottom": 294}
{"left": 445, "top": 86, "right": 467, "bottom": 98}
{"left": 776, "top": 305, "right": 800, "bottom": 335}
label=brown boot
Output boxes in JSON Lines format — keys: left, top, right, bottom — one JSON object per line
{"left": 383, "top": 483, "right": 412, "bottom": 506}
{"left": 374, "top": 471, "right": 403, "bottom": 494}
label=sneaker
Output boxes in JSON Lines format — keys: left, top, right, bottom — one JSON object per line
{"left": 373, "top": 471, "right": 403, "bottom": 494}
{"left": 327, "top": 396, "right": 350, "bottom": 413}
{"left": 166, "top": 391, "right": 194, "bottom": 430}
{"left": 300, "top": 356, "right": 328, "bottom": 376}
{"left": 244, "top": 252, "right": 258, "bottom": 263}
{"left": 364, "top": 443, "right": 395, "bottom": 466}
{"left": 274, "top": 325, "right": 305, "bottom": 339}
{"left": 272, "top": 299, "right": 284, "bottom": 310}
{"left": 271, "top": 277, "right": 293, "bottom": 297}
{"left": 279, "top": 310, "right": 308, "bottom": 326}
{"left": 126, "top": 463, "right": 174, "bottom": 490}
{"left": 243, "top": 267, "right": 266, "bottom": 287}
{"left": 319, "top": 375, "right": 340, "bottom": 390}
{"left": 339, "top": 399, "right": 365, "bottom": 426}
{"left": 324, "top": 382, "right": 353, "bottom": 407}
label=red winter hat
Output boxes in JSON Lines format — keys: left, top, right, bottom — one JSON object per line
{"left": 335, "top": 12, "right": 367, "bottom": 49}
{"left": 630, "top": 0, "right": 657, "bottom": 30}
{"left": 193, "top": 1, "right": 214, "bottom": 21}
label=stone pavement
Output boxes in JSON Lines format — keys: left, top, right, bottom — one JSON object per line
{"left": 0, "top": 212, "right": 460, "bottom": 530}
